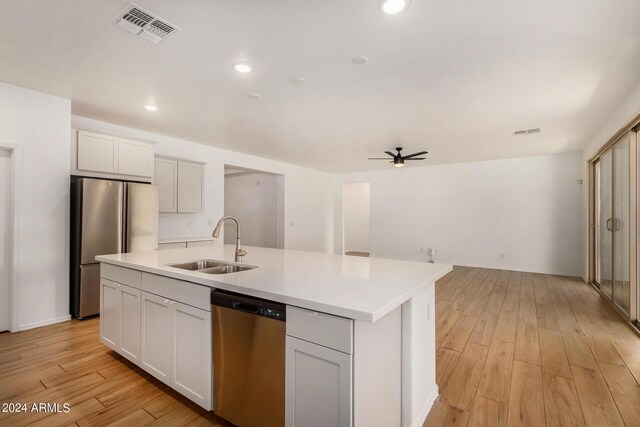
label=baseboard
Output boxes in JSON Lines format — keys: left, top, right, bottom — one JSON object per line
{"left": 20, "top": 315, "right": 71, "bottom": 331}
{"left": 410, "top": 385, "right": 439, "bottom": 427}
{"left": 448, "top": 262, "right": 581, "bottom": 278}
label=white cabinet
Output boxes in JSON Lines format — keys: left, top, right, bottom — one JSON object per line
{"left": 78, "top": 131, "right": 119, "bottom": 173}
{"left": 155, "top": 157, "right": 205, "bottom": 213}
{"left": 118, "top": 138, "right": 153, "bottom": 177}
{"left": 141, "top": 291, "right": 173, "bottom": 385}
{"left": 99, "top": 279, "right": 141, "bottom": 364}
{"left": 177, "top": 161, "right": 204, "bottom": 213}
{"left": 171, "top": 301, "right": 212, "bottom": 408}
{"left": 154, "top": 158, "right": 178, "bottom": 212}
{"left": 75, "top": 129, "right": 154, "bottom": 179}
{"left": 286, "top": 336, "right": 352, "bottom": 427}
{"left": 100, "top": 279, "right": 120, "bottom": 348}
{"left": 100, "top": 265, "right": 212, "bottom": 410}
{"left": 140, "top": 290, "right": 212, "bottom": 409}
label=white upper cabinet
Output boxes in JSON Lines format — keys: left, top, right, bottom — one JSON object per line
{"left": 118, "top": 138, "right": 153, "bottom": 177}
{"left": 154, "top": 158, "right": 178, "bottom": 212}
{"left": 77, "top": 130, "right": 119, "bottom": 174}
{"left": 155, "top": 157, "right": 205, "bottom": 213}
{"left": 74, "top": 129, "right": 154, "bottom": 180}
{"left": 177, "top": 161, "right": 204, "bottom": 213}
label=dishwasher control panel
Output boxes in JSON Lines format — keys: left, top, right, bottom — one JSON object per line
{"left": 259, "top": 307, "right": 286, "bottom": 320}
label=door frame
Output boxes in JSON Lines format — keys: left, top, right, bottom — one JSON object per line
{"left": 0, "top": 140, "right": 22, "bottom": 332}
{"left": 588, "top": 131, "right": 638, "bottom": 323}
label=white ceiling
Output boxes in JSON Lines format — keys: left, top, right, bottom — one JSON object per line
{"left": 2, "top": 0, "right": 640, "bottom": 173}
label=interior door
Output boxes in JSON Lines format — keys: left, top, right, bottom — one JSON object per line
{"left": 0, "top": 150, "right": 11, "bottom": 332}
{"left": 599, "top": 150, "right": 613, "bottom": 297}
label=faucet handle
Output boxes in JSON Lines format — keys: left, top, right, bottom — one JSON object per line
{"left": 236, "top": 248, "right": 247, "bottom": 262}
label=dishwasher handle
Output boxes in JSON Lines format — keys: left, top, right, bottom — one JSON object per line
{"left": 233, "top": 301, "right": 259, "bottom": 314}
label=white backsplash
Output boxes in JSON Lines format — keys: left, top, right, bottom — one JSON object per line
{"left": 158, "top": 213, "right": 202, "bottom": 238}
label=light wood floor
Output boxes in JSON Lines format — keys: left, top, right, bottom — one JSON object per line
{"left": 0, "top": 319, "right": 230, "bottom": 426}
{"left": 425, "top": 267, "right": 640, "bottom": 427}
{"left": 1, "top": 268, "right": 639, "bottom": 426}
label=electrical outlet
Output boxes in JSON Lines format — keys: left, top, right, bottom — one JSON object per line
{"left": 290, "top": 221, "right": 295, "bottom": 226}
{"left": 500, "top": 253, "right": 506, "bottom": 259}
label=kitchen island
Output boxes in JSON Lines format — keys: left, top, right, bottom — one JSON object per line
{"left": 96, "top": 245, "right": 452, "bottom": 427}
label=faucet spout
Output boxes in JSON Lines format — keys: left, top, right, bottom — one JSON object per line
{"left": 211, "top": 216, "right": 247, "bottom": 262}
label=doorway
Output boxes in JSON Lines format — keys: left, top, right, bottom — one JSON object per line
{"left": 0, "top": 149, "right": 12, "bottom": 332}
{"left": 590, "top": 131, "right": 637, "bottom": 321}
{"left": 224, "top": 166, "right": 284, "bottom": 249}
{"left": 342, "top": 182, "right": 370, "bottom": 257}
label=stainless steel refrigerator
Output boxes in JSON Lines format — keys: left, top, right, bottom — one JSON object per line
{"left": 70, "top": 177, "right": 159, "bottom": 319}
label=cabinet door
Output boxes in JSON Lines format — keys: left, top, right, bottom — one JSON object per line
{"left": 77, "top": 130, "right": 118, "bottom": 173}
{"left": 154, "top": 158, "right": 178, "bottom": 212}
{"left": 100, "top": 279, "right": 121, "bottom": 350}
{"left": 286, "top": 336, "right": 352, "bottom": 427}
{"left": 118, "top": 138, "right": 153, "bottom": 177}
{"left": 141, "top": 291, "right": 172, "bottom": 384}
{"left": 119, "top": 284, "right": 141, "bottom": 363}
{"left": 171, "top": 301, "right": 212, "bottom": 410}
{"left": 177, "top": 162, "right": 204, "bottom": 213}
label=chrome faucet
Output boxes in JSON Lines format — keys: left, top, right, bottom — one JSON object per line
{"left": 212, "top": 216, "right": 247, "bottom": 262}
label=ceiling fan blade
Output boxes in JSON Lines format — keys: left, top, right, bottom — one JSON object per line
{"left": 368, "top": 157, "right": 391, "bottom": 160}
{"left": 403, "top": 151, "right": 428, "bottom": 159}
{"left": 405, "top": 158, "right": 426, "bottom": 160}
{"left": 384, "top": 151, "right": 396, "bottom": 157}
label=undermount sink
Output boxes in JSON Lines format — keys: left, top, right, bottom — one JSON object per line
{"left": 169, "top": 260, "right": 256, "bottom": 274}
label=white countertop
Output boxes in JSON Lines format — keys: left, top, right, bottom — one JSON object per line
{"left": 96, "top": 245, "right": 452, "bottom": 322}
{"left": 158, "top": 236, "right": 213, "bottom": 244}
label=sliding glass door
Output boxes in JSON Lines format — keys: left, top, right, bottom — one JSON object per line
{"left": 597, "top": 151, "right": 613, "bottom": 297}
{"left": 613, "top": 137, "right": 631, "bottom": 313}
{"left": 592, "top": 131, "right": 637, "bottom": 320}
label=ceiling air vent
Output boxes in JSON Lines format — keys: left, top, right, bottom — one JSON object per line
{"left": 113, "top": 3, "right": 180, "bottom": 43}
{"left": 513, "top": 128, "right": 541, "bottom": 136}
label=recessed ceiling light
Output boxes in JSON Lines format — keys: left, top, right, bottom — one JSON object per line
{"left": 233, "top": 63, "right": 252, "bottom": 73}
{"left": 248, "top": 93, "right": 261, "bottom": 99}
{"left": 381, "top": 0, "right": 408, "bottom": 14}
{"left": 291, "top": 77, "right": 306, "bottom": 85}
{"left": 352, "top": 56, "right": 369, "bottom": 65}
{"left": 144, "top": 104, "right": 158, "bottom": 111}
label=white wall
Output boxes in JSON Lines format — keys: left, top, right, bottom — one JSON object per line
{"left": 581, "top": 79, "right": 640, "bottom": 280}
{"left": 335, "top": 153, "right": 584, "bottom": 276}
{"left": 71, "top": 115, "right": 336, "bottom": 254}
{"left": 224, "top": 172, "right": 283, "bottom": 248}
{"left": 0, "top": 82, "right": 71, "bottom": 330}
{"left": 343, "top": 182, "right": 370, "bottom": 253}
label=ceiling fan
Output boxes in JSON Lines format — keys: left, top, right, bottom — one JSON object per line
{"left": 368, "top": 147, "right": 428, "bottom": 168}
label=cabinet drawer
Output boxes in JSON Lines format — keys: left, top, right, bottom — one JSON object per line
{"left": 141, "top": 273, "right": 210, "bottom": 311}
{"left": 286, "top": 306, "right": 353, "bottom": 354}
{"left": 101, "top": 264, "right": 142, "bottom": 289}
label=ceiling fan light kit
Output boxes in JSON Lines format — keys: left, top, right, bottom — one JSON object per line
{"left": 368, "top": 146, "right": 428, "bottom": 168}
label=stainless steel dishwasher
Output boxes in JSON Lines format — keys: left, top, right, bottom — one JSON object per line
{"left": 211, "top": 289, "right": 286, "bottom": 427}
